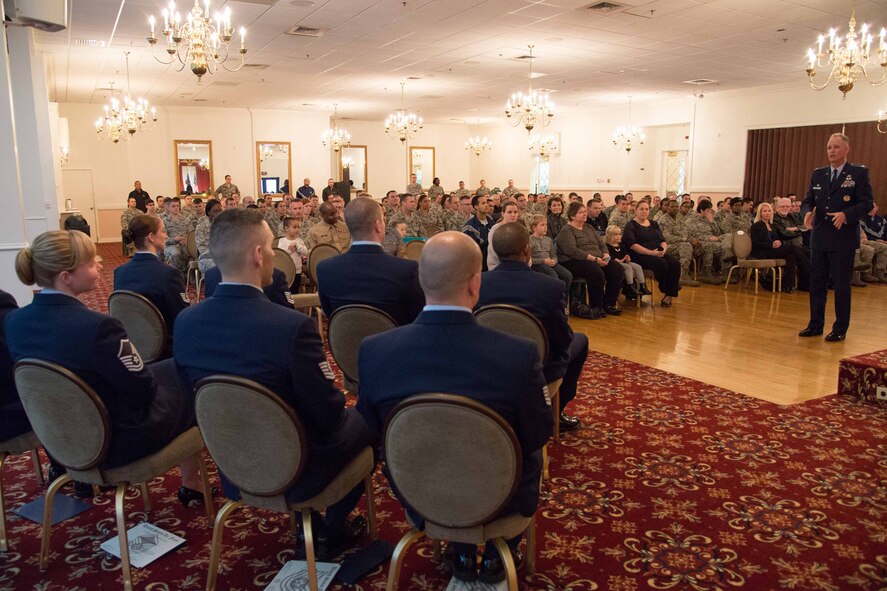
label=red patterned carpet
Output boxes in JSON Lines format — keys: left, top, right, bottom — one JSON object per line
{"left": 2, "top": 243, "right": 885, "bottom": 591}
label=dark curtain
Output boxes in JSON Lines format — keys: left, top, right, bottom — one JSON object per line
{"left": 743, "top": 121, "right": 885, "bottom": 212}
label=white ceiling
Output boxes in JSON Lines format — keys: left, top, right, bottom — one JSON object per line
{"left": 32, "top": 0, "right": 887, "bottom": 123}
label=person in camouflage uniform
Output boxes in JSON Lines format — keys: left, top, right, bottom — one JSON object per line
{"left": 436, "top": 194, "right": 462, "bottom": 231}
{"left": 502, "top": 179, "right": 519, "bottom": 199}
{"left": 121, "top": 197, "right": 141, "bottom": 256}
{"left": 658, "top": 200, "right": 700, "bottom": 287}
{"left": 162, "top": 197, "right": 194, "bottom": 275}
{"left": 717, "top": 198, "right": 749, "bottom": 235}
{"left": 608, "top": 196, "right": 633, "bottom": 230}
{"left": 382, "top": 191, "right": 400, "bottom": 225}
{"left": 412, "top": 194, "right": 438, "bottom": 232}
{"left": 427, "top": 177, "right": 444, "bottom": 202}
{"left": 196, "top": 199, "right": 222, "bottom": 273}
{"left": 388, "top": 194, "right": 426, "bottom": 238}
{"left": 685, "top": 200, "right": 732, "bottom": 284}
{"left": 405, "top": 174, "right": 423, "bottom": 196}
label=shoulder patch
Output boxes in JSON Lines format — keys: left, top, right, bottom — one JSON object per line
{"left": 542, "top": 385, "right": 552, "bottom": 407}
{"left": 180, "top": 292, "right": 190, "bottom": 304}
{"left": 318, "top": 360, "right": 336, "bottom": 381}
{"left": 117, "top": 339, "right": 144, "bottom": 372}
{"left": 285, "top": 291, "right": 294, "bottom": 305}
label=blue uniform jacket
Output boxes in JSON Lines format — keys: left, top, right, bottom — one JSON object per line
{"left": 203, "top": 266, "right": 294, "bottom": 309}
{"left": 316, "top": 243, "right": 424, "bottom": 325}
{"left": 0, "top": 290, "right": 30, "bottom": 440}
{"left": 476, "top": 259, "right": 573, "bottom": 383}
{"left": 173, "top": 284, "right": 371, "bottom": 499}
{"left": 113, "top": 252, "right": 189, "bottom": 333}
{"left": 802, "top": 163, "right": 873, "bottom": 252}
{"left": 5, "top": 293, "right": 187, "bottom": 467}
{"left": 357, "top": 309, "right": 552, "bottom": 516}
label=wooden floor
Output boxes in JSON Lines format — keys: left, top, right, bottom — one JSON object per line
{"left": 571, "top": 280, "right": 887, "bottom": 406}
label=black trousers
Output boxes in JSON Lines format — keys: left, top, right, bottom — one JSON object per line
{"left": 808, "top": 248, "right": 855, "bottom": 333}
{"left": 561, "top": 259, "right": 624, "bottom": 308}
{"left": 630, "top": 252, "right": 681, "bottom": 297}
{"left": 758, "top": 244, "right": 810, "bottom": 290}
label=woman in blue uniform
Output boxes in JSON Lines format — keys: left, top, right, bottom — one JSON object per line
{"left": 114, "top": 214, "right": 190, "bottom": 350}
{"left": 5, "top": 230, "right": 209, "bottom": 506}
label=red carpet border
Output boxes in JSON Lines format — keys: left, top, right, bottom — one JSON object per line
{"left": 0, "top": 242, "right": 883, "bottom": 591}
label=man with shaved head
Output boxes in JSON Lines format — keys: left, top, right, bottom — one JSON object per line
{"left": 357, "top": 231, "right": 552, "bottom": 584}
{"left": 316, "top": 197, "right": 424, "bottom": 325}
{"left": 175, "top": 208, "right": 373, "bottom": 560}
{"left": 305, "top": 201, "right": 351, "bottom": 251}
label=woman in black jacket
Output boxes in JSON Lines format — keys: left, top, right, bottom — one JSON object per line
{"left": 622, "top": 201, "right": 681, "bottom": 307}
{"left": 749, "top": 202, "right": 809, "bottom": 293}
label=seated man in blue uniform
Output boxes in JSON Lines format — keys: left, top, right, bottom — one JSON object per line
{"left": 174, "top": 208, "right": 373, "bottom": 560}
{"left": 203, "top": 265, "right": 294, "bottom": 309}
{"left": 0, "top": 290, "right": 31, "bottom": 441}
{"left": 315, "top": 197, "right": 424, "bottom": 325}
{"left": 356, "top": 231, "right": 552, "bottom": 584}
{"left": 476, "top": 222, "right": 586, "bottom": 432}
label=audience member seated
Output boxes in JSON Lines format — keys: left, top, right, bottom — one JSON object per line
{"left": 772, "top": 197, "right": 805, "bottom": 248}
{"left": 174, "top": 208, "right": 372, "bottom": 560}
{"left": 529, "top": 214, "right": 572, "bottom": 296}
{"left": 463, "top": 194, "right": 495, "bottom": 271}
{"left": 477, "top": 222, "right": 585, "bottom": 431}
{"left": 860, "top": 204, "right": 887, "bottom": 283}
{"left": 113, "top": 214, "right": 190, "bottom": 352}
{"left": 717, "top": 197, "right": 750, "bottom": 235}
{"left": 585, "top": 197, "right": 608, "bottom": 236}
{"left": 685, "top": 200, "right": 733, "bottom": 283}
{"left": 356, "top": 231, "right": 552, "bottom": 584}
{"left": 622, "top": 201, "right": 681, "bottom": 307}
{"left": 121, "top": 197, "right": 140, "bottom": 257}
{"left": 277, "top": 217, "right": 308, "bottom": 288}
{"left": 545, "top": 196, "right": 567, "bottom": 240}
{"left": 306, "top": 202, "right": 351, "bottom": 251}
{"left": 749, "top": 202, "right": 810, "bottom": 293}
{"left": 383, "top": 221, "right": 407, "bottom": 257}
{"left": 556, "top": 202, "right": 625, "bottom": 319}
{"left": 486, "top": 199, "right": 519, "bottom": 271}
{"left": 195, "top": 199, "right": 223, "bottom": 274}
{"left": 161, "top": 197, "right": 194, "bottom": 276}
{"left": 605, "top": 225, "right": 650, "bottom": 300}
{"left": 658, "top": 199, "right": 700, "bottom": 287}
{"left": 6, "top": 230, "right": 207, "bottom": 504}
{"left": 0, "top": 290, "right": 30, "bottom": 441}
{"left": 607, "top": 195, "right": 633, "bottom": 230}
{"left": 316, "top": 197, "right": 424, "bottom": 326}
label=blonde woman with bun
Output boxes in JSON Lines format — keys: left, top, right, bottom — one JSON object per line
{"left": 4, "top": 230, "right": 210, "bottom": 508}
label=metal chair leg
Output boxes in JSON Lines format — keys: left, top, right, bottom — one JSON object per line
{"left": 39, "top": 473, "right": 71, "bottom": 570}
{"left": 492, "top": 537, "right": 519, "bottom": 591}
{"left": 115, "top": 484, "right": 134, "bottom": 591}
{"left": 31, "top": 449, "right": 44, "bottom": 485}
{"left": 542, "top": 443, "right": 550, "bottom": 481}
{"left": 0, "top": 453, "right": 7, "bottom": 552}
{"left": 302, "top": 509, "right": 319, "bottom": 591}
{"left": 139, "top": 482, "right": 152, "bottom": 517}
{"left": 525, "top": 518, "right": 536, "bottom": 575}
{"left": 364, "top": 476, "right": 377, "bottom": 540}
{"left": 386, "top": 530, "right": 425, "bottom": 591}
{"left": 205, "top": 500, "right": 242, "bottom": 591}
{"left": 198, "top": 454, "right": 215, "bottom": 519}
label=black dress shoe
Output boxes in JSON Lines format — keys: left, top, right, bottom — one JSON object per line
{"left": 638, "top": 284, "right": 653, "bottom": 295}
{"left": 559, "top": 413, "right": 581, "bottom": 432}
{"left": 178, "top": 486, "right": 217, "bottom": 509}
{"left": 315, "top": 515, "right": 368, "bottom": 561}
{"left": 587, "top": 308, "right": 605, "bottom": 320}
{"left": 798, "top": 327, "right": 823, "bottom": 337}
{"left": 825, "top": 331, "right": 846, "bottom": 342}
{"left": 444, "top": 545, "right": 477, "bottom": 582}
{"left": 478, "top": 546, "right": 524, "bottom": 584}
{"left": 604, "top": 306, "right": 622, "bottom": 316}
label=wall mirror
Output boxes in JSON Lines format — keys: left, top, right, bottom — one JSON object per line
{"left": 256, "top": 141, "right": 292, "bottom": 195}
{"left": 339, "top": 145, "right": 367, "bottom": 193}
{"left": 409, "top": 146, "right": 435, "bottom": 188}
{"left": 174, "top": 140, "right": 213, "bottom": 196}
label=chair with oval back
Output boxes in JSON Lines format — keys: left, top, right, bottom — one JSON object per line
{"left": 13, "top": 359, "right": 213, "bottom": 591}
{"left": 383, "top": 394, "right": 535, "bottom": 591}
{"left": 307, "top": 243, "right": 341, "bottom": 291}
{"left": 403, "top": 240, "right": 424, "bottom": 262}
{"left": 724, "top": 230, "right": 785, "bottom": 293}
{"left": 185, "top": 230, "right": 203, "bottom": 296}
{"left": 272, "top": 247, "right": 297, "bottom": 288}
{"left": 425, "top": 224, "right": 442, "bottom": 238}
{"left": 194, "top": 376, "right": 377, "bottom": 591}
{"left": 327, "top": 305, "right": 397, "bottom": 396}
{"left": 108, "top": 290, "right": 168, "bottom": 364}
{"left": 0, "top": 430, "right": 43, "bottom": 552}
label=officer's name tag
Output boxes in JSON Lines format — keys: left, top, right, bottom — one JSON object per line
{"left": 812, "top": 185, "right": 822, "bottom": 190}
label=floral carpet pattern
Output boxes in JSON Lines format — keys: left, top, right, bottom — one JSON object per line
{"left": 0, "top": 243, "right": 884, "bottom": 591}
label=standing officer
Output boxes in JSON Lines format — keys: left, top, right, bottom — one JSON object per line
{"left": 129, "top": 180, "right": 150, "bottom": 212}
{"left": 799, "top": 133, "right": 873, "bottom": 342}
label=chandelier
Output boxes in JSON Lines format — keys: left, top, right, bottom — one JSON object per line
{"left": 95, "top": 53, "right": 158, "bottom": 143}
{"left": 806, "top": 12, "right": 886, "bottom": 98}
{"left": 322, "top": 104, "right": 351, "bottom": 152}
{"left": 385, "top": 83, "right": 422, "bottom": 142}
{"left": 878, "top": 108, "right": 887, "bottom": 134}
{"left": 259, "top": 145, "right": 273, "bottom": 161}
{"left": 528, "top": 133, "right": 558, "bottom": 159}
{"left": 613, "top": 96, "right": 645, "bottom": 152}
{"left": 505, "top": 44, "right": 554, "bottom": 132}
{"left": 466, "top": 120, "right": 492, "bottom": 156}
{"left": 147, "top": 0, "right": 247, "bottom": 81}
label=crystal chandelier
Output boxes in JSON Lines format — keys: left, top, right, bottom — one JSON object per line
{"left": 385, "top": 83, "right": 422, "bottom": 142}
{"left": 878, "top": 108, "right": 887, "bottom": 134}
{"left": 528, "top": 133, "right": 558, "bottom": 159}
{"left": 466, "top": 120, "right": 492, "bottom": 156}
{"left": 147, "top": 0, "right": 247, "bottom": 81}
{"left": 259, "top": 145, "right": 273, "bottom": 161}
{"left": 95, "top": 53, "right": 158, "bottom": 143}
{"left": 505, "top": 44, "right": 554, "bottom": 132}
{"left": 322, "top": 104, "right": 351, "bottom": 152}
{"left": 613, "top": 96, "right": 645, "bottom": 153}
{"left": 806, "top": 12, "right": 886, "bottom": 98}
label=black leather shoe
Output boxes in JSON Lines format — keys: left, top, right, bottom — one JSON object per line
{"left": 825, "top": 331, "right": 846, "bottom": 342}
{"left": 559, "top": 413, "right": 581, "bottom": 432}
{"left": 444, "top": 545, "right": 477, "bottom": 582}
{"left": 638, "top": 284, "right": 653, "bottom": 295}
{"left": 178, "top": 486, "right": 217, "bottom": 509}
{"left": 604, "top": 306, "right": 622, "bottom": 316}
{"left": 587, "top": 307, "right": 605, "bottom": 320}
{"left": 72, "top": 481, "right": 95, "bottom": 500}
{"left": 315, "top": 515, "right": 368, "bottom": 561}
{"left": 478, "top": 547, "right": 524, "bottom": 584}
{"left": 798, "top": 327, "right": 823, "bottom": 337}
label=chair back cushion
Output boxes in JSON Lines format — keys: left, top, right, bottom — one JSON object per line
{"left": 186, "top": 230, "right": 199, "bottom": 259}
{"left": 272, "top": 247, "right": 297, "bottom": 288}
{"left": 425, "top": 224, "right": 442, "bottom": 238}
{"left": 308, "top": 243, "right": 341, "bottom": 284}
{"left": 384, "top": 394, "right": 521, "bottom": 528}
{"left": 108, "top": 290, "right": 168, "bottom": 363}
{"left": 328, "top": 305, "right": 396, "bottom": 384}
{"left": 195, "top": 376, "right": 306, "bottom": 496}
{"left": 403, "top": 241, "right": 424, "bottom": 262}
{"left": 13, "top": 360, "right": 111, "bottom": 470}
{"left": 475, "top": 304, "right": 548, "bottom": 364}
{"left": 732, "top": 230, "right": 752, "bottom": 259}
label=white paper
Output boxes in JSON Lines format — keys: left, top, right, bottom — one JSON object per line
{"left": 265, "top": 560, "right": 341, "bottom": 591}
{"left": 445, "top": 577, "right": 508, "bottom": 591}
{"left": 100, "top": 522, "right": 186, "bottom": 569}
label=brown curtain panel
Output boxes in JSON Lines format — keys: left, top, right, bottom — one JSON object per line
{"left": 743, "top": 122, "right": 885, "bottom": 212}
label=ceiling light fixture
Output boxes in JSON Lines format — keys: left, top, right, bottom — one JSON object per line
{"left": 528, "top": 133, "right": 558, "bottom": 159}
{"left": 505, "top": 44, "right": 554, "bottom": 132}
{"left": 95, "top": 52, "right": 158, "bottom": 143}
{"left": 385, "top": 82, "right": 422, "bottom": 142}
{"left": 147, "top": 0, "right": 247, "bottom": 81}
{"left": 322, "top": 104, "right": 351, "bottom": 152}
{"left": 806, "top": 12, "right": 886, "bottom": 98}
{"left": 878, "top": 108, "right": 887, "bottom": 133}
{"left": 613, "top": 96, "right": 645, "bottom": 153}
{"left": 466, "top": 120, "right": 492, "bottom": 156}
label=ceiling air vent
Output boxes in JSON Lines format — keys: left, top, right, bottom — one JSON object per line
{"left": 286, "top": 26, "right": 325, "bottom": 37}
{"left": 243, "top": 63, "right": 270, "bottom": 70}
{"left": 75, "top": 39, "right": 106, "bottom": 47}
{"left": 683, "top": 79, "right": 717, "bottom": 85}
{"left": 585, "top": 2, "right": 624, "bottom": 13}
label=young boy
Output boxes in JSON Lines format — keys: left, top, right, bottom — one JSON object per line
{"left": 277, "top": 216, "right": 308, "bottom": 288}
{"left": 528, "top": 215, "right": 571, "bottom": 296}
{"left": 383, "top": 221, "right": 407, "bottom": 257}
